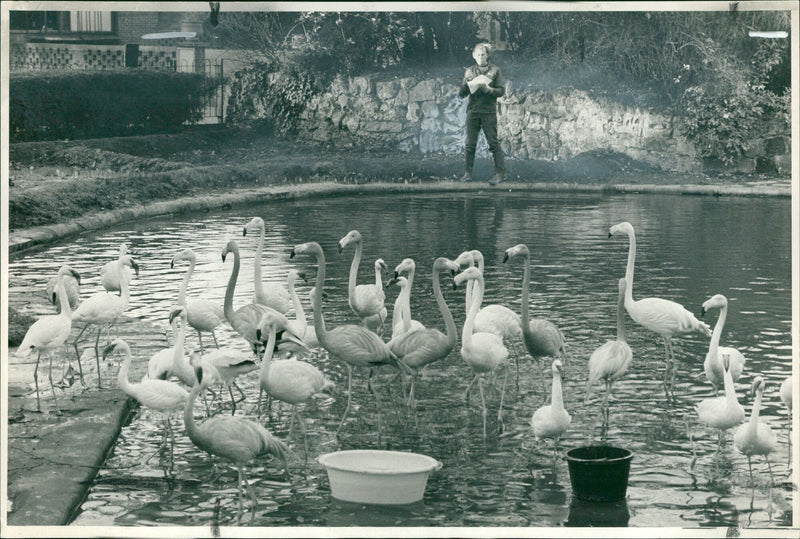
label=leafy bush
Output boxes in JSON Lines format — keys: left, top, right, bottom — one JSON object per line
{"left": 9, "top": 70, "right": 217, "bottom": 142}
{"left": 226, "top": 61, "right": 321, "bottom": 135}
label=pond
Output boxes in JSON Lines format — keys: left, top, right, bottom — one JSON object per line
{"left": 7, "top": 191, "right": 794, "bottom": 529}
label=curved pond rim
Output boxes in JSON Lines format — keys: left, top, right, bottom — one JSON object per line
{"left": 7, "top": 180, "right": 790, "bottom": 258}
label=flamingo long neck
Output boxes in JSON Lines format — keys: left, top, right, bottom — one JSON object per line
{"left": 259, "top": 327, "right": 278, "bottom": 388}
{"left": 117, "top": 343, "right": 134, "bottom": 395}
{"left": 310, "top": 245, "right": 329, "bottom": 346}
{"left": 746, "top": 386, "right": 763, "bottom": 436}
{"left": 723, "top": 366, "right": 737, "bottom": 408}
{"left": 347, "top": 239, "right": 362, "bottom": 307}
{"left": 462, "top": 274, "right": 484, "bottom": 348}
{"left": 374, "top": 265, "right": 383, "bottom": 288}
{"left": 616, "top": 285, "right": 627, "bottom": 342}
{"left": 56, "top": 278, "right": 73, "bottom": 319}
{"left": 172, "top": 316, "right": 188, "bottom": 376}
{"left": 223, "top": 246, "right": 240, "bottom": 322}
{"left": 623, "top": 231, "right": 636, "bottom": 308}
{"left": 520, "top": 251, "right": 532, "bottom": 336}
{"left": 391, "top": 287, "right": 405, "bottom": 334}
{"left": 183, "top": 380, "right": 205, "bottom": 446}
{"left": 463, "top": 258, "right": 475, "bottom": 312}
{"left": 253, "top": 222, "right": 266, "bottom": 300}
{"left": 288, "top": 277, "right": 308, "bottom": 334}
{"left": 552, "top": 370, "right": 565, "bottom": 411}
{"left": 434, "top": 267, "right": 457, "bottom": 348}
{"left": 709, "top": 304, "right": 727, "bottom": 357}
{"left": 401, "top": 283, "right": 413, "bottom": 334}
{"left": 178, "top": 260, "right": 194, "bottom": 305}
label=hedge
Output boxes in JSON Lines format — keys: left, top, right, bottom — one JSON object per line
{"left": 9, "top": 70, "right": 217, "bottom": 142}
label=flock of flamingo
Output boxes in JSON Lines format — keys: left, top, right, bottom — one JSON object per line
{"left": 14, "top": 218, "right": 794, "bottom": 515}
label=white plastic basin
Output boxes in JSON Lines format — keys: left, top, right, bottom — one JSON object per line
{"left": 318, "top": 450, "right": 443, "bottom": 505}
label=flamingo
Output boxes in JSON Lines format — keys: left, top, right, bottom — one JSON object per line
{"left": 531, "top": 359, "right": 572, "bottom": 459}
{"left": 454, "top": 266, "right": 510, "bottom": 437}
{"left": 103, "top": 339, "right": 189, "bottom": 461}
{"left": 502, "top": 243, "right": 567, "bottom": 392}
{"left": 220, "top": 240, "right": 295, "bottom": 356}
{"left": 734, "top": 376, "right": 777, "bottom": 485}
{"left": 609, "top": 222, "right": 711, "bottom": 393}
{"left": 100, "top": 243, "right": 139, "bottom": 294}
{"left": 388, "top": 257, "right": 460, "bottom": 406}
{"left": 338, "top": 230, "right": 388, "bottom": 330}
{"left": 194, "top": 347, "right": 259, "bottom": 416}
{"left": 171, "top": 248, "right": 224, "bottom": 352}
{"left": 391, "top": 258, "right": 425, "bottom": 337}
{"left": 46, "top": 264, "right": 81, "bottom": 313}
{"left": 701, "top": 294, "right": 746, "bottom": 395}
{"left": 386, "top": 276, "right": 425, "bottom": 341}
{"left": 71, "top": 255, "right": 138, "bottom": 388}
{"left": 290, "top": 241, "right": 408, "bottom": 435}
{"left": 696, "top": 355, "right": 745, "bottom": 453}
{"left": 146, "top": 307, "right": 184, "bottom": 381}
{"left": 15, "top": 267, "right": 81, "bottom": 412}
{"left": 242, "top": 217, "right": 291, "bottom": 314}
{"left": 585, "top": 277, "right": 634, "bottom": 413}
{"left": 183, "top": 362, "right": 293, "bottom": 523}
{"left": 256, "top": 311, "right": 334, "bottom": 461}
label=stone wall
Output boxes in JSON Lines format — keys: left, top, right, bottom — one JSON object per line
{"left": 297, "top": 73, "right": 791, "bottom": 175}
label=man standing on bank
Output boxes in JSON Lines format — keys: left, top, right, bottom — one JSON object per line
{"left": 458, "top": 43, "right": 506, "bottom": 185}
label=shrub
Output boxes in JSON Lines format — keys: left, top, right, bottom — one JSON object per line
{"left": 9, "top": 70, "right": 217, "bottom": 142}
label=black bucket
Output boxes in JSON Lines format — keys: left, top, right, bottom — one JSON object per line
{"left": 564, "top": 445, "right": 633, "bottom": 503}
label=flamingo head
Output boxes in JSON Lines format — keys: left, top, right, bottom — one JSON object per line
{"left": 468, "top": 249, "right": 484, "bottom": 267}
{"left": 168, "top": 306, "right": 187, "bottom": 324}
{"left": 433, "top": 257, "right": 460, "bottom": 276}
{"left": 375, "top": 258, "right": 388, "bottom": 273}
{"left": 385, "top": 275, "right": 408, "bottom": 291}
{"left": 170, "top": 248, "right": 196, "bottom": 269}
{"left": 118, "top": 243, "right": 129, "bottom": 256}
{"left": 102, "top": 338, "right": 128, "bottom": 361}
{"left": 608, "top": 221, "right": 634, "bottom": 239}
{"left": 552, "top": 359, "right": 564, "bottom": 377}
{"left": 120, "top": 255, "right": 139, "bottom": 276}
{"left": 700, "top": 294, "right": 728, "bottom": 317}
{"left": 750, "top": 376, "right": 765, "bottom": 397}
{"left": 453, "top": 266, "right": 482, "bottom": 290}
{"left": 290, "top": 241, "right": 320, "bottom": 260}
{"left": 337, "top": 230, "right": 361, "bottom": 253}
{"left": 221, "top": 239, "right": 239, "bottom": 262}
{"left": 454, "top": 251, "right": 474, "bottom": 269}
{"left": 503, "top": 243, "right": 529, "bottom": 263}
{"left": 242, "top": 217, "right": 264, "bottom": 237}
{"left": 393, "top": 257, "right": 416, "bottom": 278}
{"left": 287, "top": 269, "right": 306, "bottom": 286}
{"left": 57, "top": 264, "right": 82, "bottom": 285}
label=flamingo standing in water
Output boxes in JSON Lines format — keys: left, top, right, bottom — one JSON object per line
{"left": 454, "top": 266, "right": 510, "bottom": 437}
{"left": 220, "top": 240, "right": 295, "bottom": 356}
{"left": 16, "top": 267, "right": 81, "bottom": 412}
{"left": 171, "top": 248, "right": 224, "bottom": 352}
{"left": 700, "top": 294, "right": 746, "bottom": 395}
{"left": 99, "top": 243, "right": 139, "bottom": 294}
{"left": 290, "top": 241, "right": 408, "bottom": 435}
{"left": 283, "top": 269, "right": 320, "bottom": 351}
{"left": 390, "top": 258, "right": 425, "bottom": 338}
{"left": 609, "top": 222, "right": 711, "bottom": 394}
{"left": 71, "top": 255, "right": 138, "bottom": 388}
{"left": 103, "top": 339, "right": 189, "bottom": 461}
{"left": 256, "top": 311, "right": 333, "bottom": 461}
{"left": 696, "top": 355, "right": 745, "bottom": 453}
{"left": 531, "top": 359, "right": 571, "bottom": 460}
{"left": 242, "top": 217, "right": 291, "bottom": 314}
{"left": 183, "top": 363, "right": 293, "bottom": 523}
{"left": 734, "top": 376, "right": 777, "bottom": 485}
{"left": 46, "top": 264, "right": 81, "bottom": 313}
{"left": 585, "top": 277, "right": 634, "bottom": 415}
{"left": 779, "top": 376, "right": 792, "bottom": 467}
{"left": 388, "top": 257, "right": 460, "bottom": 406}
{"left": 338, "top": 230, "right": 388, "bottom": 331}
{"left": 502, "top": 243, "right": 567, "bottom": 392}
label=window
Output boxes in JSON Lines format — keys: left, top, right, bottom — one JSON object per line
{"left": 10, "top": 11, "right": 62, "bottom": 31}
{"left": 70, "top": 11, "right": 113, "bottom": 32}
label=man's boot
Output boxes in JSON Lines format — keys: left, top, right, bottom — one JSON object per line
{"left": 489, "top": 150, "right": 506, "bottom": 185}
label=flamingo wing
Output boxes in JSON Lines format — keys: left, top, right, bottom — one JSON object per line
{"left": 186, "top": 299, "right": 224, "bottom": 332}
{"left": 629, "top": 297, "right": 709, "bottom": 337}
{"left": 390, "top": 328, "right": 452, "bottom": 369}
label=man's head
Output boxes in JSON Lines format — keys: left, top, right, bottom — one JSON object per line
{"left": 473, "top": 43, "right": 491, "bottom": 66}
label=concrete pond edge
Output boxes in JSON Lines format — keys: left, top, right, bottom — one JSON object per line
{"left": 7, "top": 180, "right": 791, "bottom": 257}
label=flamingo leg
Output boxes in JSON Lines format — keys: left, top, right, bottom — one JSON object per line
{"left": 228, "top": 385, "right": 237, "bottom": 416}
{"left": 766, "top": 457, "right": 774, "bottom": 487}
{"left": 33, "top": 352, "right": 42, "bottom": 412}
{"left": 465, "top": 374, "right": 478, "bottom": 405}
{"left": 236, "top": 466, "right": 246, "bottom": 524}
{"left": 64, "top": 342, "right": 86, "bottom": 386}
{"left": 196, "top": 330, "right": 205, "bottom": 353}
{"left": 71, "top": 324, "right": 88, "bottom": 363}
{"left": 408, "top": 371, "right": 418, "bottom": 408}
{"left": 478, "top": 376, "right": 487, "bottom": 439}
{"left": 369, "top": 367, "right": 385, "bottom": 441}
{"left": 337, "top": 364, "right": 353, "bottom": 435}
{"left": 94, "top": 326, "right": 104, "bottom": 389}
{"left": 47, "top": 353, "right": 61, "bottom": 413}
{"left": 211, "top": 331, "right": 220, "bottom": 349}
{"left": 497, "top": 366, "right": 508, "bottom": 422}
{"left": 295, "top": 408, "right": 309, "bottom": 467}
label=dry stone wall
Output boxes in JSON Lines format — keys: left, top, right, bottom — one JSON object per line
{"left": 297, "top": 73, "right": 701, "bottom": 173}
